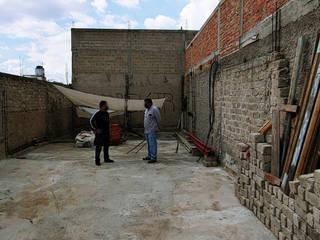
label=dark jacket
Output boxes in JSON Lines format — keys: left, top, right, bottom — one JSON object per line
{"left": 90, "top": 110, "right": 110, "bottom": 146}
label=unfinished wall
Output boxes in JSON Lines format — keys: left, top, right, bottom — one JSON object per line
{"left": 184, "top": 0, "right": 320, "bottom": 239}
{"left": 235, "top": 134, "right": 320, "bottom": 240}
{"left": 186, "top": 53, "right": 289, "bottom": 171}
{"left": 184, "top": 0, "right": 320, "bottom": 167}
{"left": 0, "top": 73, "right": 73, "bottom": 157}
{"left": 0, "top": 80, "right": 5, "bottom": 159}
{"left": 72, "top": 29, "right": 197, "bottom": 129}
{"left": 185, "top": 0, "right": 293, "bottom": 70}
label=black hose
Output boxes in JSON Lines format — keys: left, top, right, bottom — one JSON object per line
{"left": 209, "top": 61, "right": 218, "bottom": 126}
{"left": 198, "top": 61, "right": 218, "bottom": 162}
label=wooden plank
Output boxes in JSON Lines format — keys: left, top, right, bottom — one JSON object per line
{"left": 281, "top": 36, "right": 320, "bottom": 190}
{"left": 265, "top": 173, "right": 281, "bottom": 186}
{"left": 305, "top": 121, "right": 320, "bottom": 174}
{"left": 295, "top": 82, "right": 320, "bottom": 179}
{"left": 176, "top": 131, "right": 197, "bottom": 153}
{"left": 280, "top": 37, "right": 304, "bottom": 173}
{"left": 305, "top": 34, "right": 320, "bottom": 174}
{"left": 271, "top": 110, "right": 280, "bottom": 177}
{"left": 279, "top": 104, "right": 298, "bottom": 113}
{"left": 281, "top": 71, "right": 310, "bottom": 183}
{"left": 282, "top": 40, "right": 320, "bottom": 191}
{"left": 176, "top": 132, "right": 191, "bottom": 152}
{"left": 175, "top": 140, "right": 180, "bottom": 153}
{"left": 287, "top": 37, "right": 304, "bottom": 103}
{"left": 259, "top": 120, "right": 272, "bottom": 135}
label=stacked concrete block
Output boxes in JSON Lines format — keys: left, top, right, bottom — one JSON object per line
{"left": 235, "top": 133, "right": 320, "bottom": 240}
{"left": 289, "top": 171, "right": 320, "bottom": 240}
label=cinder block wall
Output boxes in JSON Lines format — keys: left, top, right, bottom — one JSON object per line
{"left": 184, "top": 0, "right": 320, "bottom": 239}
{"left": 0, "top": 73, "right": 73, "bottom": 157}
{"left": 0, "top": 80, "right": 4, "bottom": 159}
{"left": 72, "top": 29, "right": 197, "bottom": 129}
{"left": 186, "top": 53, "right": 289, "bottom": 171}
{"left": 184, "top": 0, "right": 320, "bottom": 167}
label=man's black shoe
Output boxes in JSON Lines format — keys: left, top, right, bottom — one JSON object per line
{"left": 148, "top": 159, "right": 157, "bottom": 164}
{"left": 96, "top": 162, "right": 101, "bottom": 166}
{"left": 104, "top": 159, "right": 114, "bottom": 163}
{"left": 143, "top": 157, "right": 151, "bottom": 161}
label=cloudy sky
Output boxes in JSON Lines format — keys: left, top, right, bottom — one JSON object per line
{"left": 0, "top": 0, "right": 219, "bottom": 83}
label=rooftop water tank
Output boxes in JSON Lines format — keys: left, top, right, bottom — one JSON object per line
{"left": 35, "top": 65, "right": 45, "bottom": 77}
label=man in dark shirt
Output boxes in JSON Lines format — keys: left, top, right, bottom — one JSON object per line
{"left": 90, "top": 100, "right": 114, "bottom": 166}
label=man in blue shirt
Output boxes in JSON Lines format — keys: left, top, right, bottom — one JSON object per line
{"left": 143, "top": 98, "right": 161, "bottom": 164}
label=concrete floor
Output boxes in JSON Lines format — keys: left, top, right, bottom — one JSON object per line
{"left": 0, "top": 140, "right": 276, "bottom": 240}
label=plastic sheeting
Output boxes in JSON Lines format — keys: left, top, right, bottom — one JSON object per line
{"left": 76, "top": 106, "right": 124, "bottom": 119}
{"left": 54, "top": 85, "right": 166, "bottom": 111}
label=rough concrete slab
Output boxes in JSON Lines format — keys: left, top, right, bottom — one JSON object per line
{"left": 0, "top": 140, "right": 275, "bottom": 240}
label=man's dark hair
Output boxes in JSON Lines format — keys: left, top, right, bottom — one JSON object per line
{"left": 99, "top": 100, "right": 107, "bottom": 108}
{"left": 144, "top": 98, "right": 153, "bottom": 105}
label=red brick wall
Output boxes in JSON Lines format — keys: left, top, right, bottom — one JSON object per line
{"left": 185, "top": 14, "right": 218, "bottom": 71}
{"left": 185, "top": 0, "right": 293, "bottom": 72}
{"left": 220, "top": 0, "right": 241, "bottom": 57}
{"left": 243, "top": 0, "right": 290, "bottom": 35}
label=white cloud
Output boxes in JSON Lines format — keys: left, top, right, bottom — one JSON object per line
{"left": 143, "top": 0, "right": 219, "bottom": 30}
{"left": 113, "top": 0, "right": 139, "bottom": 8}
{"left": 0, "top": 0, "right": 87, "bottom": 22}
{"left": 22, "top": 31, "right": 72, "bottom": 83}
{"left": 0, "top": 45, "right": 9, "bottom": 50}
{"left": 0, "top": 59, "right": 20, "bottom": 75}
{"left": 0, "top": 0, "right": 88, "bottom": 82}
{"left": 0, "top": 0, "right": 138, "bottom": 83}
{"left": 0, "top": 16, "right": 62, "bottom": 39}
{"left": 70, "top": 11, "right": 97, "bottom": 27}
{"left": 8, "top": 29, "right": 71, "bottom": 83}
{"left": 144, "top": 15, "right": 177, "bottom": 29}
{"left": 91, "top": 0, "right": 108, "bottom": 13}
{"left": 179, "top": 0, "right": 219, "bottom": 30}
{"left": 101, "top": 14, "right": 138, "bottom": 29}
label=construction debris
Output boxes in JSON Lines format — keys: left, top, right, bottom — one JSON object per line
{"left": 75, "top": 131, "right": 95, "bottom": 148}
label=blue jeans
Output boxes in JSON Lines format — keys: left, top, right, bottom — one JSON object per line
{"left": 146, "top": 132, "right": 157, "bottom": 160}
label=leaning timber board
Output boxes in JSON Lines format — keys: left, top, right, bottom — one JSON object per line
{"left": 281, "top": 36, "right": 320, "bottom": 189}
{"left": 281, "top": 43, "right": 320, "bottom": 190}
{"left": 281, "top": 37, "right": 304, "bottom": 173}
{"left": 307, "top": 127, "right": 320, "bottom": 173}
{"left": 295, "top": 85, "right": 320, "bottom": 178}
{"left": 271, "top": 111, "right": 280, "bottom": 177}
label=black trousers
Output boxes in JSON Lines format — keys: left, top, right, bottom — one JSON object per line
{"left": 95, "top": 142, "right": 110, "bottom": 165}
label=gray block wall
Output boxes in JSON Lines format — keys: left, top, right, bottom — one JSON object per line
{"left": 0, "top": 73, "right": 73, "bottom": 158}
{"left": 72, "top": 29, "right": 197, "bottom": 129}
{"left": 186, "top": 6, "right": 320, "bottom": 170}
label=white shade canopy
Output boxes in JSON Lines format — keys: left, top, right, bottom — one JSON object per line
{"left": 54, "top": 85, "right": 166, "bottom": 111}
